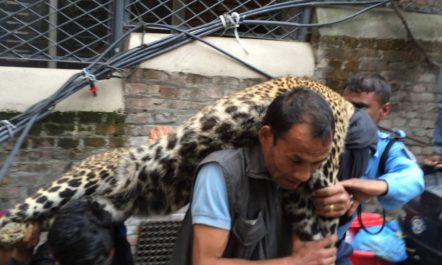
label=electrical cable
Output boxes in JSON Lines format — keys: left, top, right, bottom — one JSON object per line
{"left": 243, "top": 1, "right": 387, "bottom": 28}
{"left": 137, "top": 24, "right": 273, "bottom": 79}
{"left": 389, "top": 0, "right": 441, "bottom": 68}
{"left": 242, "top": 0, "right": 388, "bottom": 18}
{"left": 378, "top": 125, "right": 431, "bottom": 147}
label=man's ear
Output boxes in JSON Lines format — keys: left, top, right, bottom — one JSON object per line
{"left": 259, "top": 125, "right": 274, "bottom": 145}
{"left": 380, "top": 102, "right": 391, "bottom": 120}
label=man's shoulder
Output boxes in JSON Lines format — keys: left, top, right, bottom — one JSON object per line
{"left": 203, "top": 143, "right": 261, "bottom": 164}
{"left": 377, "top": 130, "right": 390, "bottom": 140}
{"left": 202, "top": 148, "right": 243, "bottom": 163}
{"left": 377, "top": 130, "right": 407, "bottom": 149}
{"left": 377, "top": 130, "right": 417, "bottom": 161}
{"left": 199, "top": 148, "right": 246, "bottom": 179}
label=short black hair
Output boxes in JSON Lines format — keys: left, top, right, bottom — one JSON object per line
{"left": 345, "top": 73, "right": 391, "bottom": 104}
{"left": 262, "top": 88, "right": 335, "bottom": 143}
{"left": 48, "top": 199, "right": 114, "bottom": 265}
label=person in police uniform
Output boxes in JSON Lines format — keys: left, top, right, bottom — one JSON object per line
{"left": 317, "top": 72, "right": 425, "bottom": 265}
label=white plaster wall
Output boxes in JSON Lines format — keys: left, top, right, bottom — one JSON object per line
{"left": 0, "top": 35, "right": 316, "bottom": 112}
{"left": 128, "top": 33, "right": 315, "bottom": 79}
{"left": 0, "top": 67, "right": 125, "bottom": 112}
{"left": 316, "top": 6, "right": 442, "bottom": 42}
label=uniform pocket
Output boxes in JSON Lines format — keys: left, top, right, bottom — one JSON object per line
{"left": 231, "top": 210, "right": 267, "bottom": 247}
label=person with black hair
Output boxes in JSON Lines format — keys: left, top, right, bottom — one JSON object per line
{"left": 148, "top": 88, "right": 378, "bottom": 265}
{"left": 172, "top": 88, "right": 341, "bottom": 265}
{"left": 7, "top": 199, "right": 134, "bottom": 265}
{"left": 323, "top": 72, "right": 425, "bottom": 265}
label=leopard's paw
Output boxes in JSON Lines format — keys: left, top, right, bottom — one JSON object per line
{"left": 0, "top": 222, "right": 27, "bottom": 247}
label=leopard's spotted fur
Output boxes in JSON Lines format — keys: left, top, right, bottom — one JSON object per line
{"left": 0, "top": 77, "right": 354, "bottom": 245}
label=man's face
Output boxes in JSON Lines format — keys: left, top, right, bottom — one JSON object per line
{"left": 342, "top": 90, "right": 390, "bottom": 124}
{"left": 259, "top": 122, "right": 332, "bottom": 190}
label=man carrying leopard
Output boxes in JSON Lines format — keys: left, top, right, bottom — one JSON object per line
{"left": 0, "top": 77, "right": 377, "bottom": 261}
{"left": 153, "top": 88, "right": 378, "bottom": 265}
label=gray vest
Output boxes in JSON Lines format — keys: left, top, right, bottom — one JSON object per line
{"left": 169, "top": 144, "right": 292, "bottom": 264}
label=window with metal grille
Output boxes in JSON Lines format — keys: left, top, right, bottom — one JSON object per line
{"left": 0, "top": 0, "right": 114, "bottom": 68}
{"left": 125, "top": 0, "right": 310, "bottom": 41}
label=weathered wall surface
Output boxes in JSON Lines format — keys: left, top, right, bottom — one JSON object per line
{"left": 0, "top": 112, "right": 127, "bottom": 209}
{"left": 314, "top": 36, "right": 440, "bottom": 158}
{"left": 314, "top": 6, "right": 442, "bottom": 159}
{"left": 124, "top": 69, "right": 265, "bottom": 146}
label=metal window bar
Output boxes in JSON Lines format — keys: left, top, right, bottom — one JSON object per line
{"left": 0, "top": 0, "right": 440, "bottom": 68}
{"left": 125, "top": 0, "right": 307, "bottom": 41}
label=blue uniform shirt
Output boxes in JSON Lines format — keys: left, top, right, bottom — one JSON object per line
{"left": 338, "top": 131, "right": 425, "bottom": 238}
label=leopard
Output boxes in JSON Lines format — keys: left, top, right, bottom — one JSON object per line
{"left": 0, "top": 76, "right": 354, "bottom": 246}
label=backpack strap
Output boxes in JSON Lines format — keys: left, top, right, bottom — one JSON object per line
{"left": 378, "top": 139, "right": 397, "bottom": 176}
{"left": 357, "top": 205, "right": 386, "bottom": 235}
{"left": 377, "top": 129, "right": 405, "bottom": 176}
{"left": 359, "top": 129, "right": 405, "bottom": 235}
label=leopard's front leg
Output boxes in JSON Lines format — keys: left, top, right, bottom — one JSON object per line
{"left": 282, "top": 170, "right": 339, "bottom": 241}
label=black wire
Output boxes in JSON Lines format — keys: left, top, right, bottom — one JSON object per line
{"left": 242, "top": 0, "right": 388, "bottom": 18}
{"left": 243, "top": 1, "right": 388, "bottom": 28}
{"left": 378, "top": 125, "right": 431, "bottom": 146}
{"left": 131, "top": 23, "right": 273, "bottom": 79}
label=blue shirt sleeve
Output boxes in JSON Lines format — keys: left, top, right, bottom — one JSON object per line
{"left": 191, "top": 163, "right": 231, "bottom": 230}
{"left": 364, "top": 135, "right": 424, "bottom": 211}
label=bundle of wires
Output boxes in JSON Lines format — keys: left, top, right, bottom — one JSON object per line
{"left": 0, "top": 0, "right": 389, "bottom": 181}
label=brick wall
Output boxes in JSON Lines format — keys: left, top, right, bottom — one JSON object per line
{"left": 313, "top": 35, "right": 442, "bottom": 160}
{"left": 0, "top": 112, "right": 126, "bottom": 210}
{"left": 124, "top": 69, "right": 265, "bottom": 146}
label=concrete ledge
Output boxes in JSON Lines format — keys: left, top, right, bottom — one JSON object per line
{"left": 128, "top": 33, "right": 315, "bottom": 79}
{"left": 0, "top": 67, "right": 124, "bottom": 112}
{"left": 316, "top": 6, "right": 442, "bottom": 42}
